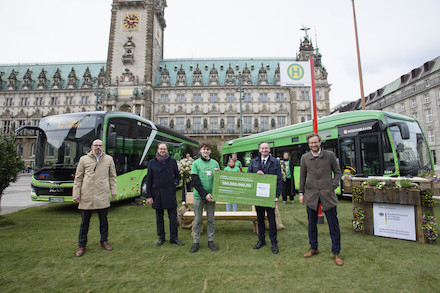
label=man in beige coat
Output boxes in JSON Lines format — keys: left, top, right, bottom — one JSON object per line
{"left": 73, "top": 139, "right": 117, "bottom": 257}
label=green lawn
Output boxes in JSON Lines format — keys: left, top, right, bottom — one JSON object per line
{"left": 1, "top": 192, "right": 439, "bottom": 293}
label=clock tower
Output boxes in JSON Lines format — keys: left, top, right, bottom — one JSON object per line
{"left": 297, "top": 26, "right": 314, "bottom": 61}
{"left": 105, "top": 0, "right": 167, "bottom": 119}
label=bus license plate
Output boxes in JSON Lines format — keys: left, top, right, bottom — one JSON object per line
{"left": 49, "top": 197, "right": 64, "bottom": 203}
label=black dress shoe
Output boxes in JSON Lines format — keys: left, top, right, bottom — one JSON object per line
{"left": 190, "top": 243, "right": 199, "bottom": 253}
{"left": 170, "top": 239, "right": 185, "bottom": 246}
{"left": 253, "top": 240, "right": 266, "bottom": 249}
{"left": 156, "top": 238, "right": 165, "bottom": 246}
{"left": 272, "top": 243, "right": 279, "bottom": 254}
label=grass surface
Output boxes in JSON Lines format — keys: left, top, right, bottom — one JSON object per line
{"left": 1, "top": 191, "right": 439, "bottom": 293}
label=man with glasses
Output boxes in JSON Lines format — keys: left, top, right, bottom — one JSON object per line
{"left": 299, "top": 133, "right": 343, "bottom": 266}
{"left": 73, "top": 139, "right": 117, "bottom": 257}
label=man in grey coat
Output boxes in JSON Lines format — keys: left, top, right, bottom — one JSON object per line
{"left": 299, "top": 133, "right": 343, "bottom": 266}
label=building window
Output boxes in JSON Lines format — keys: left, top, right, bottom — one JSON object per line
{"left": 413, "top": 85, "right": 417, "bottom": 92}
{"left": 428, "top": 129, "right": 435, "bottom": 143}
{"left": 210, "top": 93, "right": 218, "bottom": 102}
{"left": 424, "top": 93, "right": 429, "bottom": 103}
{"left": 66, "top": 96, "right": 74, "bottom": 105}
{"left": 176, "top": 117, "right": 185, "bottom": 133}
{"left": 413, "top": 112, "right": 418, "bottom": 120}
{"left": 81, "top": 96, "right": 89, "bottom": 105}
{"left": 159, "top": 117, "right": 168, "bottom": 127}
{"left": 3, "top": 120, "right": 11, "bottom": 133}
{"left": 276, "top": 93, "right": 284, "bottom": 102}
{"left": 6, "top": 98, "right": 14, "bottom": 106}
{"left": 243, "top": 93, "right": 251, "bottom": 102}
{"left": 227, "top": 117, "right": 235, "bottom": 132}
{"left": 425, "top": 109, "right": 432, "bottom": 123}
{"left": 259, "top": 93, "right": 268, "bottom": 102}
{"left": 306, "top": 114, "right": 312, "bottom": 121}
{"left": 177, "top": 94, "right": 185, "bottom": 103}
{"left": 17, "top": 144, "right": 23, "bottom": 156}
{"left": 243, "top": 116, "right": 252, "bottom": 133}
{"left": 277, "top": 116, "right": 286, "bottom": 128}
{"left": 50, "top": 96, "right": 58, "bottom": 105}
{"left": 301, "top": 91, "right": 309, "bottom": 100}
{"left": 315, "top": 91, "right": 320, "bottom": 100}
{"left": 210, "top": 117, "right": 218, "bottom": 132}
{"left": 261, "top": 116, "right": 269, "bottom": 131}
{"left": 160, "top": 94, "right": 168, "bottom": 103}
{"left": 400, "top": 103, "right": 405, "bottom": 112}
{"left": 193, "top": 117, "right": 201, "bottom": 133}
{"left": 425, "top": 79, "right": 430, "bottom": 87}
{"left": 411, "top": 98, "right": 416, "bottom": 108}
{"left": 36, "top": 97, "right": 44, "bottom": 106}
{"left": 226, "top": 93, "right": 234, "bottom": 102}
{"left": 432, "top": 150, "right": 437, "bottom": 165}
{"left": 193, "top": 93, "right": 201, "bottom": 102}
{"left": 21, "top": 97, "right": 29, "bottom": 106}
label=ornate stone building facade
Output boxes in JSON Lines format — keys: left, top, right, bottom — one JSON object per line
{"left": 0, "top": 0, "right": 331, "bottom": 168}
{"left": 334, "top": 56, "right": 440, "bottom": 169}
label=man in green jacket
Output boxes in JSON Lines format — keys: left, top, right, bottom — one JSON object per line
{"left": 189, "top": 142, "right": 220, "bottom": 253}
{"left": 73, "top": 139, "right": 117, "bottom": 257}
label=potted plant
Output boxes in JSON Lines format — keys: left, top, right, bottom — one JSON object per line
{"left": 421, "top": 213, "right": 438, "bottom": 244}
{"left": 396, "top": 179, "right": 420, "bottom": 205}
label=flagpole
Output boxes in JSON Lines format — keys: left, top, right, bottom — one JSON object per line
{"left": 310, "top": 58, "right": 318, "bottom": 133}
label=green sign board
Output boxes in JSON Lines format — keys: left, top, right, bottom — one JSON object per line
{"left": 212, "top": 171, "right": 277, "bottom": 207}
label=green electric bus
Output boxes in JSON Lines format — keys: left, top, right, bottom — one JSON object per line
{"left": 222, "top": 110, "right": 433, "bottom": 194}
{"left": 17, "top": 111, "right": 199, "bottom": 203}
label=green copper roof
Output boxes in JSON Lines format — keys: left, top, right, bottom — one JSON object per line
{"left": 0, "top": 62, "right": 105, "bottom": 90}
{"left": 156, "top": 58, "right": 295, "bottom": 87}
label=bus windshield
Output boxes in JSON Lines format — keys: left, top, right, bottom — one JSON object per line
{"left": 386, "top": 117, "right": 432, "bottom": 176}
{"left": 35, "top": 114, "right": 101, "bottom": 170}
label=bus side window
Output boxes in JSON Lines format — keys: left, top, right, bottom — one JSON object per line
{"left": 383, "top": 133, "right": 395, "bottom": 174}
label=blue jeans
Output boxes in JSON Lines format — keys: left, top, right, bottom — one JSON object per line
{"left": 307, "top": 205, "right": 341, "bottom": 254}
{"left": 78, "top": 209, "right": 108, "bottom": 248}
{"left": 226, "top": 203, "right": 237, "bottom": 212}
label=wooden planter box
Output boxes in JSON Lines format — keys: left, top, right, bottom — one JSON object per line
{"left": 433, "top": 181, "right": 440, "bottom": 197}
{"left": 363, "top": 187, "right": 420, "bottom": 205}
{"left": 343, "top": 179, "right": 352, "bottom": 193}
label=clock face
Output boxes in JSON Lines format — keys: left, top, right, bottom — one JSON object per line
{"left": 122, "top": 14, "right": 140, "bottom": 30}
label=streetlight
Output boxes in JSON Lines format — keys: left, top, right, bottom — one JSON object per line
{"left": 236, "top": 71, "right": 243, "bottom": 137}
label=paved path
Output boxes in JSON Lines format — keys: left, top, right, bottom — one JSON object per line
{"left": 0, "top": 174, "right": 47, "bottom": 215}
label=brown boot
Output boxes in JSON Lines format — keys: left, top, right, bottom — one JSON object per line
{"left": 334, "top": 254, "right": 344, "bottom": 266}
{"left": 101, "top": 242, "right": 113, "bottom": 251}
{"left": 75, "top": 247, "right": 86, "bottom": 257}
{"left": 303, "top": 249, "right": 319, "bottom": 258}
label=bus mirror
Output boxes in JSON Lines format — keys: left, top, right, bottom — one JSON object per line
{"left": 383, "top": 122, "right": 410, "bottom": 140}
{"left": 108, "top": 132, "right": 117, "bottom": 148}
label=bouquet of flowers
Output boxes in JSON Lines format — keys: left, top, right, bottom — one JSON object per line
{"left": 278, "top": 158, "right": 287, "bottom": 181}
{"left": 421, "top": 213, "right": 438, "bottom": 242}
{"left": 178, "top": 157, "right": 194, "bottom": 183}
{"left": 352, "top": 207, "right": 365, "bottom": 232}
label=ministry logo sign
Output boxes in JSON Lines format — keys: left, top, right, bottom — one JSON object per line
{"left": 280, "top": 61, "right": 311, "bottom": 87}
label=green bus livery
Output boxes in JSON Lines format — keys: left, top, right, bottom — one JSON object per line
{"left": 17, "top": 111, "right": 199, "bottom": 203}
{"left": 222, "top": 110, "right": 433, "bottom": 194}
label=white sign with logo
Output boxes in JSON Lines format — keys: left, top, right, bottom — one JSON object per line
{"left": 280, "top": 61, "right": 311, "bottom": 87}
{"left": 373, "top": 203, "right": 416, "bottom": 241}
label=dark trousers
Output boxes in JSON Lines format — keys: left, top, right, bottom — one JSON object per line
{"left": 307, "top": 205, "right": 341, "bottom": 254}
{"left": 282, "top": 178, "right": 294, "bottom": 201}
{"left": 78, "top": 209, "right": 108, "bottom": 248}
{"left": 255, "top": 206, "right": 277, "bottom": 244}
{"left": 156, "top": 207, "right": 178, "bottom": 241}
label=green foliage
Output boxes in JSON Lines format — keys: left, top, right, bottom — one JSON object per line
{"left": 365, "top": 179, "right": 381, "bottom": 187}
{"left": 352, "top": 186, "right": 364, "bottom": 203}
{"left": 396, "top": 179, "right": 419, "bottom": 190}
{"left": 0, "top": 134, "right": 25, "bottom": 196}
{"left": 383, "top": 180, "right": 396, "bottom": 188}
{"left": 421, "top": 212, "right": 438, "bottom": 241}
{"left": 421, "top": 188, "right": 434, "bottom": 207}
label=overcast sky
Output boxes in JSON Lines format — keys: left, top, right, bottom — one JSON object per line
{"left": 1, "top": 0, "right": 439, "bottom": 108}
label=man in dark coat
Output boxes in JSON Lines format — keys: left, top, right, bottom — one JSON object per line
{"left": 247, "top": 141, "right": 282, "bottom": 254}
{"left": 299, "top": 133, "right": 343, "bottom": 266}
{"left": 146, "top": 143, "right": 184, "bottom": 246}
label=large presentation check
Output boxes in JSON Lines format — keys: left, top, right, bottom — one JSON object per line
{"left": 212, "top": 171, "right": 277, "bottom": 208}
